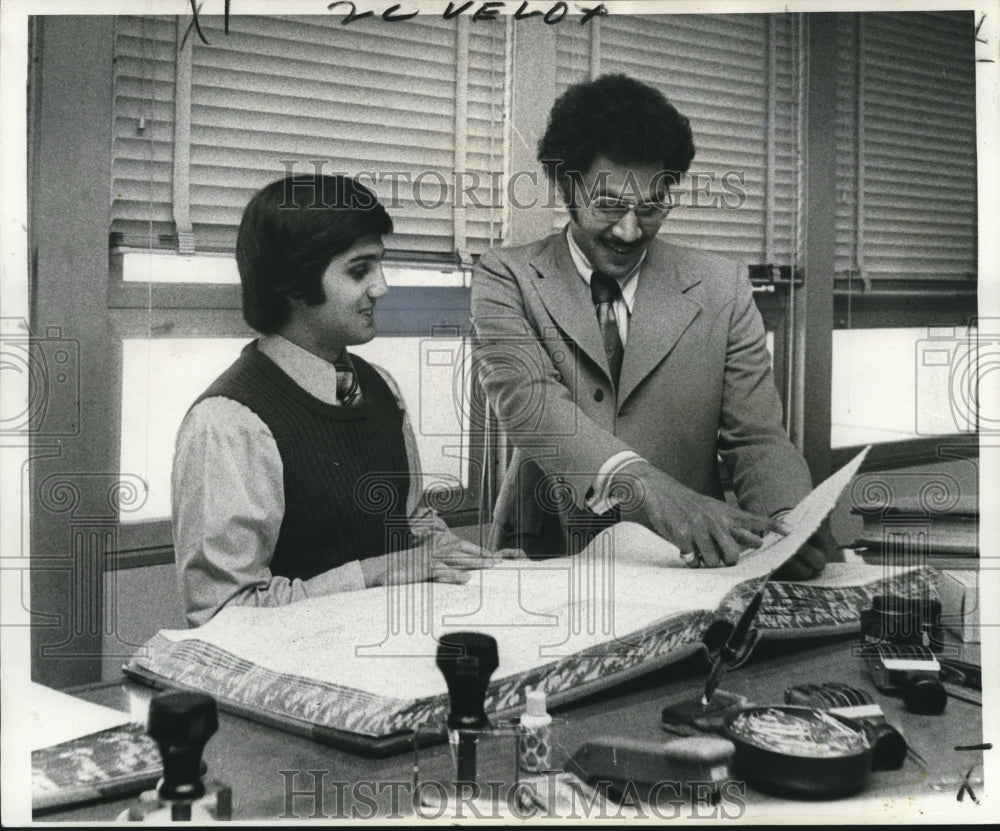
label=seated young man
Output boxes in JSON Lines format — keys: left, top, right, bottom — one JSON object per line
{"left": 173, "top": 174, "right": 506, "bottom": 627}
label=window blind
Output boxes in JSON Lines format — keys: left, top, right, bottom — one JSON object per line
{"left": 110, "top": 16, "right": 178, "bottom": 251}
{"left": 835, "top": 11, "right": 977, "bottom": 284}
{"left": 111, "top": 15, "right": 507, "bottom": 259}
{"left": 554, "top": 14, "right": 802, "bottom": 265}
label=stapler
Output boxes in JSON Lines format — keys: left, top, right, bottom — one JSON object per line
{"left": 564, "top": 735, "right": 735, "bottom": 806}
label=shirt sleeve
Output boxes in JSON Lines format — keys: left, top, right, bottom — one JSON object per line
{"left": 586, "top": 450, "right": 645, "bottom": 514}
{"left": 172, "top": 397, "right": 366, "bottom": 628}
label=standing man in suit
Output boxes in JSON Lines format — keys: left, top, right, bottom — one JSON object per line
{"left": 471, "top": 74, "right": 834, "bottom": 578}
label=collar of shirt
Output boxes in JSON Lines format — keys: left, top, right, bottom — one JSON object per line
{"left": 565, "top": 226, "right": 643, "bottom": 315}
{"left": 258, "top": 334, "right": 346, "bottom": 406}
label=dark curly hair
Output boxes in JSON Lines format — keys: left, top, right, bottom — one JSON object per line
{"left": 236, "top": 174, "right": 393, "bottom": 334}
{"left": 537, "top": 74, "right": 695, "bottom": 198}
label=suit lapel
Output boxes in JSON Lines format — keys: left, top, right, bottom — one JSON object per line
{"left": 528, "top": 234, "right": 608, "bottom": 374}
{"left": 618, "top": 241, "right": 702, "bottom": 406}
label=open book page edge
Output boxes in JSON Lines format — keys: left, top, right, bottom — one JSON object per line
{"left": 128, "top": 448, "right": 900, "bottom": 738}
{"left": 126, "top": 557, "right": 934, "bottom": 740}
{"left": 711, "top": 445, "right": 873, "bottom": 615}
{"left": 149, "top": 447, "right": 871, "bottom": 645}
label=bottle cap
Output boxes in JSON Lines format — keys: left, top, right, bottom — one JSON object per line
{"left": 525, "top": 688, "right": 548, "bottom": 717}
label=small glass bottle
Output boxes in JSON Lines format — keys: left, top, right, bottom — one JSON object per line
{"left": 518, "top": 688, "right": 552, "bottom": 773}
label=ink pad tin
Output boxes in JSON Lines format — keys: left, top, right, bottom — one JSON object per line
{"left": 725, "top": 706, "right": 873, "bottom": 798}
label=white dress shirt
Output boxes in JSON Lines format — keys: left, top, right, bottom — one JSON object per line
{"left": 565, "top": 226, "right": 642, "bottom": 344}
{"left": 172, "top": 334, "right": 452, "bottom": 627}
{"left": 564, "top": 228, "right": 647, "bottom": 514}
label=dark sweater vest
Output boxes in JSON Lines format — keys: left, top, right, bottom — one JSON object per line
{"left": 193, "top": 342, "right": 413, "bottom": 580}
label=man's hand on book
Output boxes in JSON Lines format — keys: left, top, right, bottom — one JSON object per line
{"left": 617, "top": 460, "right": 779, "bottom": 567}
{"left": 362, "top": 539, "right": 521, "bottom": 587}
{"left": 771, "top": 517, "right": 836, "bottom": 581}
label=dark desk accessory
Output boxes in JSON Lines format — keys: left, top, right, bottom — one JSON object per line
{"left": 661, "top": 588, "right": 763, "bottom": 736}
{"left": 724, "top": 706, "right": 873, "bottom": 799}
{"left": 661, "top": 690, "right": 751, "bottom": 737}
{"left": 119, "top": 691, "right": 231, "bottom": 822}
{"left": 784, "top": 682, "right": 919, "bottom": 771}
{"left": 435, "top": 632, "right": 499, "bottom": 786}
{"left": 865, "top": 643, "right": 947, "bottom": 715}
{"left": 865, "top": 595, "right": 944, "bottom": 651}
{"left": 859, "top": 595, "right": 947, "bottom": 715}
{"left": 565, "top": 735, "right": 735, "bottom": 805}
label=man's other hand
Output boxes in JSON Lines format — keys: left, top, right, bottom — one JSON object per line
{"left": 772, "top": 518, "right": 837, "bottom": 581}
{"left": 618, "top": 460, "right": 778, "bottom": 567}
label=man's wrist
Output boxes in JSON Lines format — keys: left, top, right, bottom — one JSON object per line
{"left": 587, "top": 451, "right": 645, "bottom": 514}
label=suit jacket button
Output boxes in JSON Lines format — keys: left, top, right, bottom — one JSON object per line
{"left": 594, "top": 388, "right": 605, "bottom": 402}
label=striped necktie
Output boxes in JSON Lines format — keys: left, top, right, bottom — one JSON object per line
{"left": 334, "top": 358, "right": 360, "bottom": 406}
{"left": 590, "top": 270, "right": 625, "bottom": 390}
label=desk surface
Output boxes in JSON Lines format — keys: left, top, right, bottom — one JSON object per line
{"left": 39, "top": 635, "right": 985, "bottom": 823}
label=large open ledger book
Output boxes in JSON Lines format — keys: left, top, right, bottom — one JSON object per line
{"left": 124, "top": 448, "right": 935, "bottom": 755}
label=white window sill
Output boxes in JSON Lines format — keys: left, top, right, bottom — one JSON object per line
{"left": 119, "top": 250, "right": 470, "bottom": 287}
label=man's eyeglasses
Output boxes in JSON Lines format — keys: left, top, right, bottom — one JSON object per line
{"left": 589, "top": 196, "right": 675, "bottom": 224}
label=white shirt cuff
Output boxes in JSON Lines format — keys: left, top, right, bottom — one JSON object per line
{"left": 586, "top": 451, "right": 645, "bottom": 514}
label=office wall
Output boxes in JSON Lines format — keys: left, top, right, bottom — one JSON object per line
{"left": 101, "top": 563, "right": 186, "bottom": 681}
{"left": 30, "top": 18, "right": 119, "bottom": 688}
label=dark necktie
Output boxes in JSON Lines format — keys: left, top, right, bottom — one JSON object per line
{"left": 590, "top": 271, "right": 625, "bottom": 390}
{"left": 334, "top": 358, "right": 360, "bottom": 406}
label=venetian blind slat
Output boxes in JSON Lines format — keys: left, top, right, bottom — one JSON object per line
{"left": 111, "top": 15, "right": 178, "bottom": 248}
{"left": 111, "top": 14, "right": 506, "bottom": 257}
{"left": 834, "top": 11, "right": 977, "bottom": 283}
{"left": 555, "top": 14, "right": 800, "bottom": 264}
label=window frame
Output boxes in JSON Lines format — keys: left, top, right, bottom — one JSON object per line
{"left": 103, "top": 9, "right": 981, "bottom": 566}
{"left": 110, "top": 252, "right": 488, "bottom": 564}
{"left": 828, "top": 10, "right": 978, "bottom": 468}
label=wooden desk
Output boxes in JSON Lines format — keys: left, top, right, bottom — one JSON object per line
{"left": 37, "top": 635, "right": 985, "bottom": 823}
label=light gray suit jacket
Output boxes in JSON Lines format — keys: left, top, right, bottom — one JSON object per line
{"left": 470, "top": 231, "right": 814, "bottom": 557}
